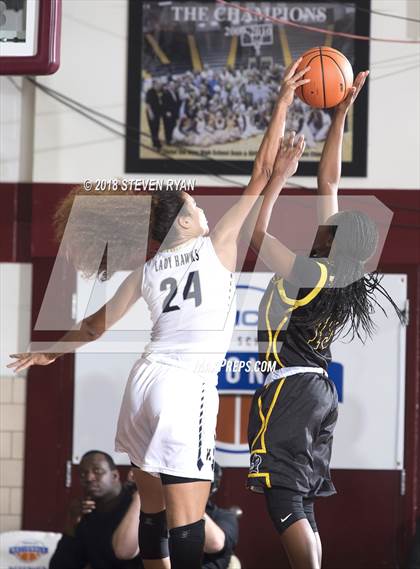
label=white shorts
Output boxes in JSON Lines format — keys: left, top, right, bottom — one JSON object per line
{"left": 115, "top": 356, "right": 219, "bottom": 481}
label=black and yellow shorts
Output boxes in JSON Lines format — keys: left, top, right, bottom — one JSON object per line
{"left": 247, "top": 371, "right": 338, "bottom": 497}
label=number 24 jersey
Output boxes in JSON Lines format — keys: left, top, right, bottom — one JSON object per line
{"left": 141, "top": 236, "right": 236, "bottom": 379}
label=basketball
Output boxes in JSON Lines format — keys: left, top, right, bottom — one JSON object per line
{"left": 295, "top": 47, "right": 354, "bottom": 109}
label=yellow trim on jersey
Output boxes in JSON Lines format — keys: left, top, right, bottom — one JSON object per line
{"left": 250, "top": 394, "right": 267, "bottom": 451}
{"left": 264, "top": 289, "right": 275, "bottom": 361}
{"left": 251, "top": 378, "right": 286, "bottom": 453}
{"left": 276, "top": 262, "right": 328, "bottom": 307}
{"left": 308, "top": 315, "right": 331, "bottom": 345}
{"left": 272, "top": 311, "right": 292, "bottom": 368}
{"left": 264, "top": 262, "right": 328, "bottom": 367}
{"left": 248, "top": 472, "right": 271, "bottom": 488}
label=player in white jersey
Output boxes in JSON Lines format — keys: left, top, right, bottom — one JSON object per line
{"left": 115, "top": 230, "right": 237, "bottom": 483}
{"left": 134, "top": 231, "right": 237, "bottom": 382}
{"left": 8, "top": 59, "right": 309, "bottom": 569}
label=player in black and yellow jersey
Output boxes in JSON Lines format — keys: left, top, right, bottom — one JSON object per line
{"left": 247, "top": 70, "right": 403, "bottom": 569}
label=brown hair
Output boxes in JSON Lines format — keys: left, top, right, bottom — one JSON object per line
{"left": 54, "top": 185, "right": 187, "bottom": 280}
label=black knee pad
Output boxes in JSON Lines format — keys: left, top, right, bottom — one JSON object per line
{"left": 303, "top": 498, "right": 318, "bottom": 533}
{"left": 139, "top": 510, "right": 169, "bottom": 560}
{"left": 169, "top": 519, "right": 205, "bottom": 569}
{"left": 264, "top": 487, "right": 307, "bottom": 535}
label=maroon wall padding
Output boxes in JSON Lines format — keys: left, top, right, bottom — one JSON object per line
{"left": 2, "top": 183, "right": 418, "bottom": 569}
{"left": 216, "top": 470, "right": 403, "bottom": 568}
{"left": 23, "top": 259, "right": 76, "bottom": 528}
{"left": 0, "top": 183, "right": 32, "bottom": 262}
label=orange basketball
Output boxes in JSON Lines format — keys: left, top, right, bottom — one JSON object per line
{"left": 295, "top": 47, "right": 354, "bottom": 109}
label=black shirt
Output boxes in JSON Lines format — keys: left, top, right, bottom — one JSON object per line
{"left": 50, "top": 494, "right": 237, "bottom": 569}
{"left": 49, "top": 487, "right": 143, "bottom": 569}
{"left": 203, "top": 502, "right": 239, "bottom": 569}
{"left": 258, "top": 256, "right": 334, "bottom": 370}
{"left": 145, "top": 88, "right": 161, "bottom": 115}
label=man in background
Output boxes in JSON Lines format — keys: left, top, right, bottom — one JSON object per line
{"left": 50, "top": 450, "right": 142, "bottom": 569}
{"left": 50, "top": 452, "right": 239, "bottom": 569}
{"left": 145, "top": 79, "right": 162, "bottom": 150}
{"left": 161, "top": 80, "right": 180, "bottom": 145}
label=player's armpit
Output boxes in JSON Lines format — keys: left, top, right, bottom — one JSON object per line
{"left": 255, "top": 232, "right": 296, "bottom": 280}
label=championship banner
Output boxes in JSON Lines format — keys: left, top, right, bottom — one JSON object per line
{"left": 126, "top": 1, "right": 370, "bottom": 176}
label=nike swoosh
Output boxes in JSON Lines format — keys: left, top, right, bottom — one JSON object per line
{"left": 280, "top": 513, "right": 292, "bottom": 523}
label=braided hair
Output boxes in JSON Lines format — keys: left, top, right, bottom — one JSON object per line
{"left": 300, "top": 210, "right": 404, "bottom": 342}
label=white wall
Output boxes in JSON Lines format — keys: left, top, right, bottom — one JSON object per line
{"left": 1, "top": 0, "right": 420, "bottom": 187}
{"left": 0, "top": 77, "right": 23, "bottom": 182}
{"left": 0, "top": 263, "right": 32, "bottom": 532}
{"left": 33, "top": 0, "right": 127, "bottom": 185}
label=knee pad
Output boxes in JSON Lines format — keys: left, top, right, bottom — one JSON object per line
{"left": 139, "top": 510, "right": 169, "bottom": 560}
{"left": 264, "top": 488, "right": 307, "bottom": 535}
{"left": 169, "top": 519, "right": 205, "bottom": 569}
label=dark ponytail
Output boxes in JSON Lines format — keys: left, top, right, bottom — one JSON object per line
{"left": 150, "top": 191, "right": 186, "bottom": 243}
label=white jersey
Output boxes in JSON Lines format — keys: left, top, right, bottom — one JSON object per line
{"left": 141, "top": 235, "right": 236, "bottom": 380}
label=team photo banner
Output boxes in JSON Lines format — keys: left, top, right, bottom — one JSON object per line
{"left": 126, "top": 0, "right": 370, "bottom": 176}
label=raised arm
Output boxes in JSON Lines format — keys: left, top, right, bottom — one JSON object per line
{"left": 210, "top": 59, "right": 310, "bottom": 268}
{"left": 251, "top": 58, "right": 309, "bottom": 178}
{"left": 250, "top": 132, "right": 306, "bottom": 278}
{"left": 7, "top": 266, "right": 143, "bottom": 373}
{"left": 254, "top": 131, "right": 305, "bottom": 239}
{"left": 317, "top": 71, "right": 369, "bottom": 223}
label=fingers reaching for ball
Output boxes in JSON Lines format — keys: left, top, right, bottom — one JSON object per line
{"left": 282, "top": 130, "right": 296, "bottom": 150}
{"left": 283, "top": 57, "right": 302, "bottom": 81}
{"left": 279, "top": 57, "right": 311, "bottom": 107}
{"left": 352, "top": 70, "right": 369, "bottom": 99}
{"left": 280, "top": 131, "right": 306, "bottom": 160}
{"left": 272, "top": 132, "right": 306, "bottom": 180}
{"left": 337, "top": 70, "right": 369, "bottom": 113}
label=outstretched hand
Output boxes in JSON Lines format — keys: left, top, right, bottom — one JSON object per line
{"left": 7, "top": 352, "right": 57, "bottom": 373}
{"left": 336, "top": 70, "right": 369, "bottom": 114}
{"left": 272, "top": 131, "right": 306, "bottom": 180}
{"left": 278, "top": 58, "right": 311, "bottom": 107}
